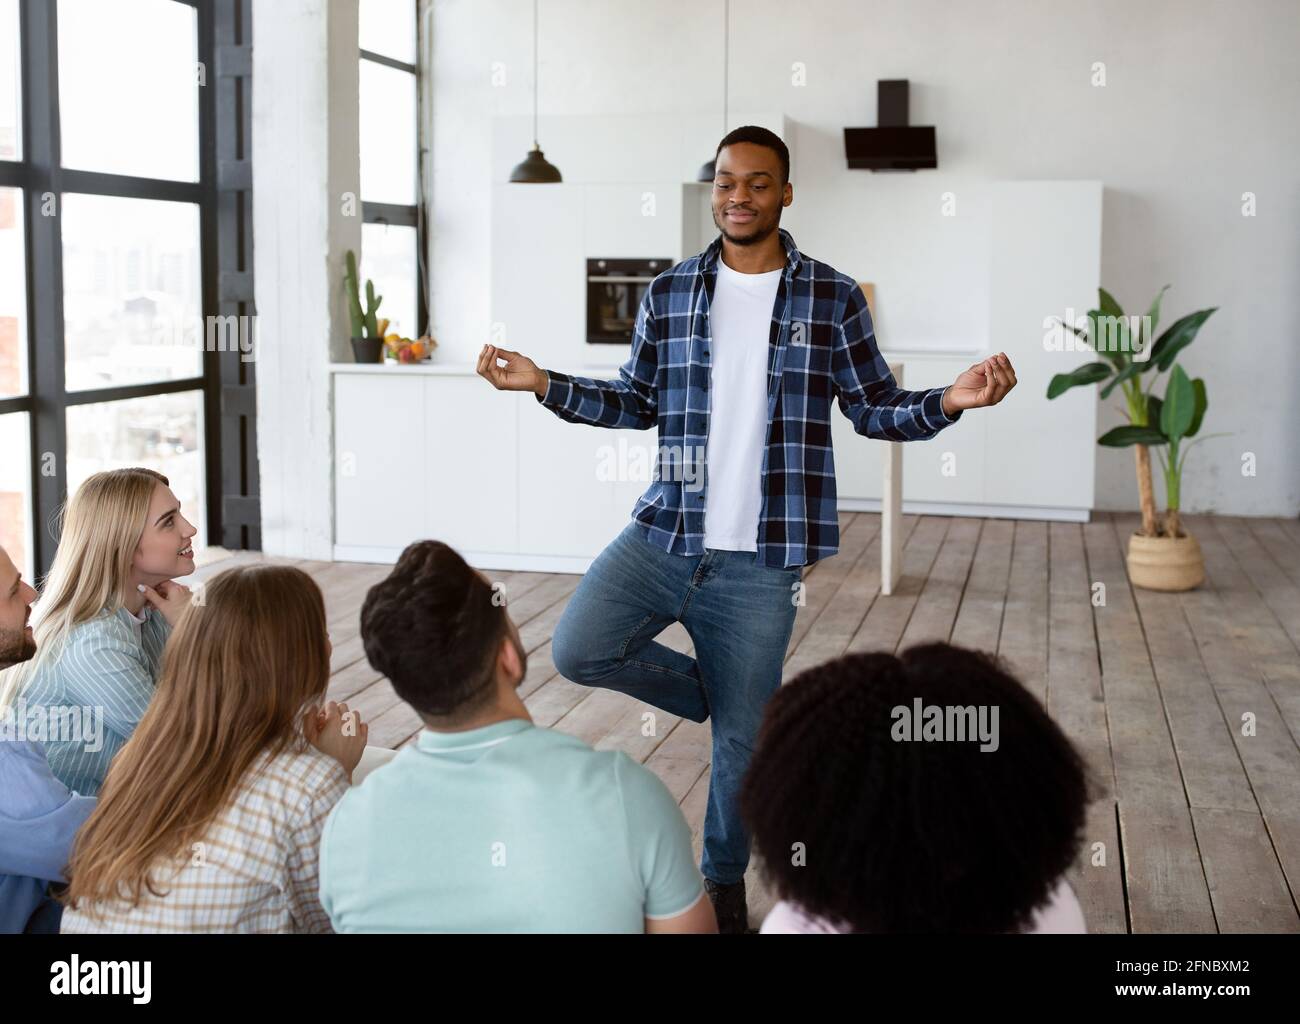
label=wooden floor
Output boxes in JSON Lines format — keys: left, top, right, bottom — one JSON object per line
{"left": 194, "top": 510, "right": 1300, "bottom": 933}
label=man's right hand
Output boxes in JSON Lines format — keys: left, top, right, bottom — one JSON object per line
{"left": 477, "top": 344, "right": 547, "bottom": 397}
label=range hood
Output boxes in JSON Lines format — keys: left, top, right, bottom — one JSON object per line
{"left": 844, "top": 80, "right": 937, "bottom": 171}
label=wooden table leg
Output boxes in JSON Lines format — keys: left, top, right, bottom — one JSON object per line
{"left": 882, "top": 439, "right": 903, "bottom": 595}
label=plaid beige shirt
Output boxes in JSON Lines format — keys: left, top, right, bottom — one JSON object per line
{"left": 61, "top": 742, "right": 349, "bottom": 933}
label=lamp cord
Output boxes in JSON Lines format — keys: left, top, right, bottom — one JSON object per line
{"left": 532, "top": 0, "right": 539, "bottom": 147}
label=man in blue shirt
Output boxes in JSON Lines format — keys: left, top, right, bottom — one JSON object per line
{"left": 478, "top": 126, "right": 1017, "bottom": 930}
{"left": 319, "top": 540, "right": 716, "bottom": 934}
{"left": 0, "top": 542, "right": 96, "bottom": 934}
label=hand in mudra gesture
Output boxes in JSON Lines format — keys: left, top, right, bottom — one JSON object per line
{"left": 942, "top": 352, "right": 1017, "bottom": 416}
{"left": 477, "top": 344, "right": 547, "bottom": 397}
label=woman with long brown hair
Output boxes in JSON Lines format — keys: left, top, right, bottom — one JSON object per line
{"left": 59, "top": 564, "right": 368, "bottom": 933}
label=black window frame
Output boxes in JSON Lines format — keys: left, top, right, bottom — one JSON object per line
{"left": 0, "top": 0, "right": 258, "bottom": 573}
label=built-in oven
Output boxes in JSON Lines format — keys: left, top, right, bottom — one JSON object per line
{"left": 586, "top": 258, "right": 673, "bottom": 344}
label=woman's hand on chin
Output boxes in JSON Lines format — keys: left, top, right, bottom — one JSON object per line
{"left": 138, "top": 579, "right": 193, "bottom": 627}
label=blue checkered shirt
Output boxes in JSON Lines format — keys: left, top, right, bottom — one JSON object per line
{"left": 535, "top": 228, "right": 963, "bottom": 568}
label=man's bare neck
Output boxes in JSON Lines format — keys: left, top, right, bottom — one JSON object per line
{"left": 721, "top": 239, "right": 784, "bottom": 275}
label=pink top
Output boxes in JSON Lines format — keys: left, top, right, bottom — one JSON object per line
{"left": 760, "top": 877, "right": 1087, "bottom": 934}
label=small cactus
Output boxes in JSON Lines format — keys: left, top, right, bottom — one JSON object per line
{"left": 344, "top": 249, "right": 383, "bottom": 338}
{"left": 364, "top": 279, "right": 382, "bottom": 339}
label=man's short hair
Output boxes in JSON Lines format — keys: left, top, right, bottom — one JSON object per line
{"left": 360, "top": 540, "right": 506, "bottom": 720}
{"left": 715, "top": 125, "right": 791, "bottom": 184}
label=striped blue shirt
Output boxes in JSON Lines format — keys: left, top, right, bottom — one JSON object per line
{"left": 21, "top": 607, "right": 170, "bottom": 796}
{"left": 535, "top": 228, "right": 964, "bottom": 568}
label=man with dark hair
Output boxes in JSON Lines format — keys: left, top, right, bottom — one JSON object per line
{"left": 478, "top": 126, "right": 1017, "bottom": 931}
{"left": 318, "top": 539, "right": 717, "bottom": 934}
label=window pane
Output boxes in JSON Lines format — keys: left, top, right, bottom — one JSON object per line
{"left": 66, "top": 391, "right": 206, "bottom": 547}
{"left": 362, "top": 222, "right": 418, "bottom": 339}
{"left": 360, "top": 0, "right": 416, "bottom": 64}
{"left": 0, "top": 411, "right": 31, "bottom": 581}
{"left": 61, "top": 193, "right": 202, "bottom": 393}
{"left": 0, "top": 0, "right": 19, "bottom": 160}
{"left": 0, "top": 187, "right": 26, "bottom": 398}
{"left": 360, "top": 60, "right": 416, "bottom": 205}
{"left": 58, "top": 0, "right": 199, "bottom": 182}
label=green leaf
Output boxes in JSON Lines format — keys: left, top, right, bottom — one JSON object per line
{"left": 1147, "top": 307, "right": 1217, "bottom": 372}
{"left": 1160, "top": 365, "right": 1196, "bottom": 443}
{"left": 1055, "top": 309, "right": 1116, "bottom": 362}
{"left": 1054, "top": 319, "right": 1088, "bottom": 350}
{"left": 1186, "top": 377, "right": 1207, "bottom": 437}
{"left": 1146, "top": 394, "right": 1163, "bottom": 429}
{"left": 1093, "top": 290, "right": 1133, "bottom": 367}
{"left": 1047, "top": 362, "right": 1112, "bottom": 399}
{"left": 1099, "top": 425, "right": 1167, "bottom": 447}
{"left": 1100, "top": 360, "right": 1141, "bottom": 400}
{"left": 1144, "top": 285, "right": 1171, "bottom": 342}
{"left": 1092, "top": 312, "right": 1142, "bottom": 368}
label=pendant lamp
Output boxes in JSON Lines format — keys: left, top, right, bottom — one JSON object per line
{"left": 510, "top": 0, "right": 562, "bottom": 183}
{"left": 695, "top": 0, "right": 729, "bottom": 182}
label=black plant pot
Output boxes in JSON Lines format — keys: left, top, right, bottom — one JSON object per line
{"left": 351, "top": 336, "right": 383, "bottom": 363}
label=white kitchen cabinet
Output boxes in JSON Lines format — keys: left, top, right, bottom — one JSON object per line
{"left": 896, "top": 357, "right": 987, "bottom": 505}
{"left": 517, "top": 407, "right": 657, "bottom": 559}
{"left": 830, "top": 357, "right": 985, "bottom": 505}
{"left": 424, "top": 378, "right": 520, "bottom": 554}
{"left": 983, "top": 181, "right": 1100, "bottom": 512}
{"left": 334, "top": 373, "right": 427, "bottom": 550}
{"left": 334, "top": 365, "right": 652, "bottom": 570}
{"left": 582, "top": 184, "right": 682, "bottom": 259}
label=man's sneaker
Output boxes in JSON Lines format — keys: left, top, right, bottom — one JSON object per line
{"left": 704, "top": 877, "right": 750, "bottom": 934}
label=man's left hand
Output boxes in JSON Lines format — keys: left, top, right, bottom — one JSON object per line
{"left": 942, "top": 352, "right": 1017, "bottom": 416}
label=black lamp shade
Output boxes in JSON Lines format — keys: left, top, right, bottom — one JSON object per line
{"left": 510, "top": 145, "right": 562, "bottom": 183}
{"left": 695, "top": 157, "right": 716, "bottom": 183}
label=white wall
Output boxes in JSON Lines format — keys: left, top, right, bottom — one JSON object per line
{"left": 422, "top": 0, "right": 1300, "bottom": 518}
{"left": 253, "top": 0, "right": 361, "bottom": 558}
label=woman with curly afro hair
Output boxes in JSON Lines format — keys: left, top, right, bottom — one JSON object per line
{"left": 740, "top": 642, "right": 1094, "bottom": 933}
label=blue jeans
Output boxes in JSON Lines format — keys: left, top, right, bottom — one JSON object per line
{"left": 551, "top": 521, "right": 801, "bottom": 885}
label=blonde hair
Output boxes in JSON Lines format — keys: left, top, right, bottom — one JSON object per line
{"left": 0, "top": 468, "right": 168, "bottom": 713}
{"left": 65, "top": 565, "right": 331, "bottom": 913}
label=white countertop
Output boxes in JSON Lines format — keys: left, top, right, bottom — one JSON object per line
{"left": 329, "top": 348, "right": 977, "bottom": 377}
{"left": 329, "top": 361, "right": 624, "bottom": 377}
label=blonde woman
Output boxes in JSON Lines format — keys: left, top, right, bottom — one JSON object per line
{"left": 0, "top": 468, "right": 197, "bottom": 796}
{"left": 61, "top": 565, "right": 367, "bottom": 933}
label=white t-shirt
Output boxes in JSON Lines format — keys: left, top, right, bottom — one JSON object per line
{"left": 124, "top": 604, "right": 148, "bottom": 643}
{"left": 759, "top": 877, "right": 1088, "bottom": 934}
{"left": 702, "top": 258, "right": 783, "bottom": 551}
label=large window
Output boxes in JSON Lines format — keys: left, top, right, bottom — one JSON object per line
{"left": 358, "top": 0, "right": 423, "bottom": 339}
{"left": 0, "top": 0, "right": 251, "bottom": 577}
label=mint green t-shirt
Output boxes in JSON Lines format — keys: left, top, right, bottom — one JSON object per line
{"left": 318, "top": 718, "right": 704, "bottom": 933}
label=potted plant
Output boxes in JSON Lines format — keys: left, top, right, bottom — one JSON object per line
{"left": 1047, "top": 286, "right": 1223, "bottom": 591}
{"left": 344, "top": 249, "right": 384, "bottom": 363}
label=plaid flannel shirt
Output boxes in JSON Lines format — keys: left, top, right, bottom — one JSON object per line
{"left": 536, "top": 227, "right": 963, "bottom": 568}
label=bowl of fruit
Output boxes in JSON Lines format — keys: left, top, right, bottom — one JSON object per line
{"left": 382, "top": 331, "right": 437, "bottom": 364}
